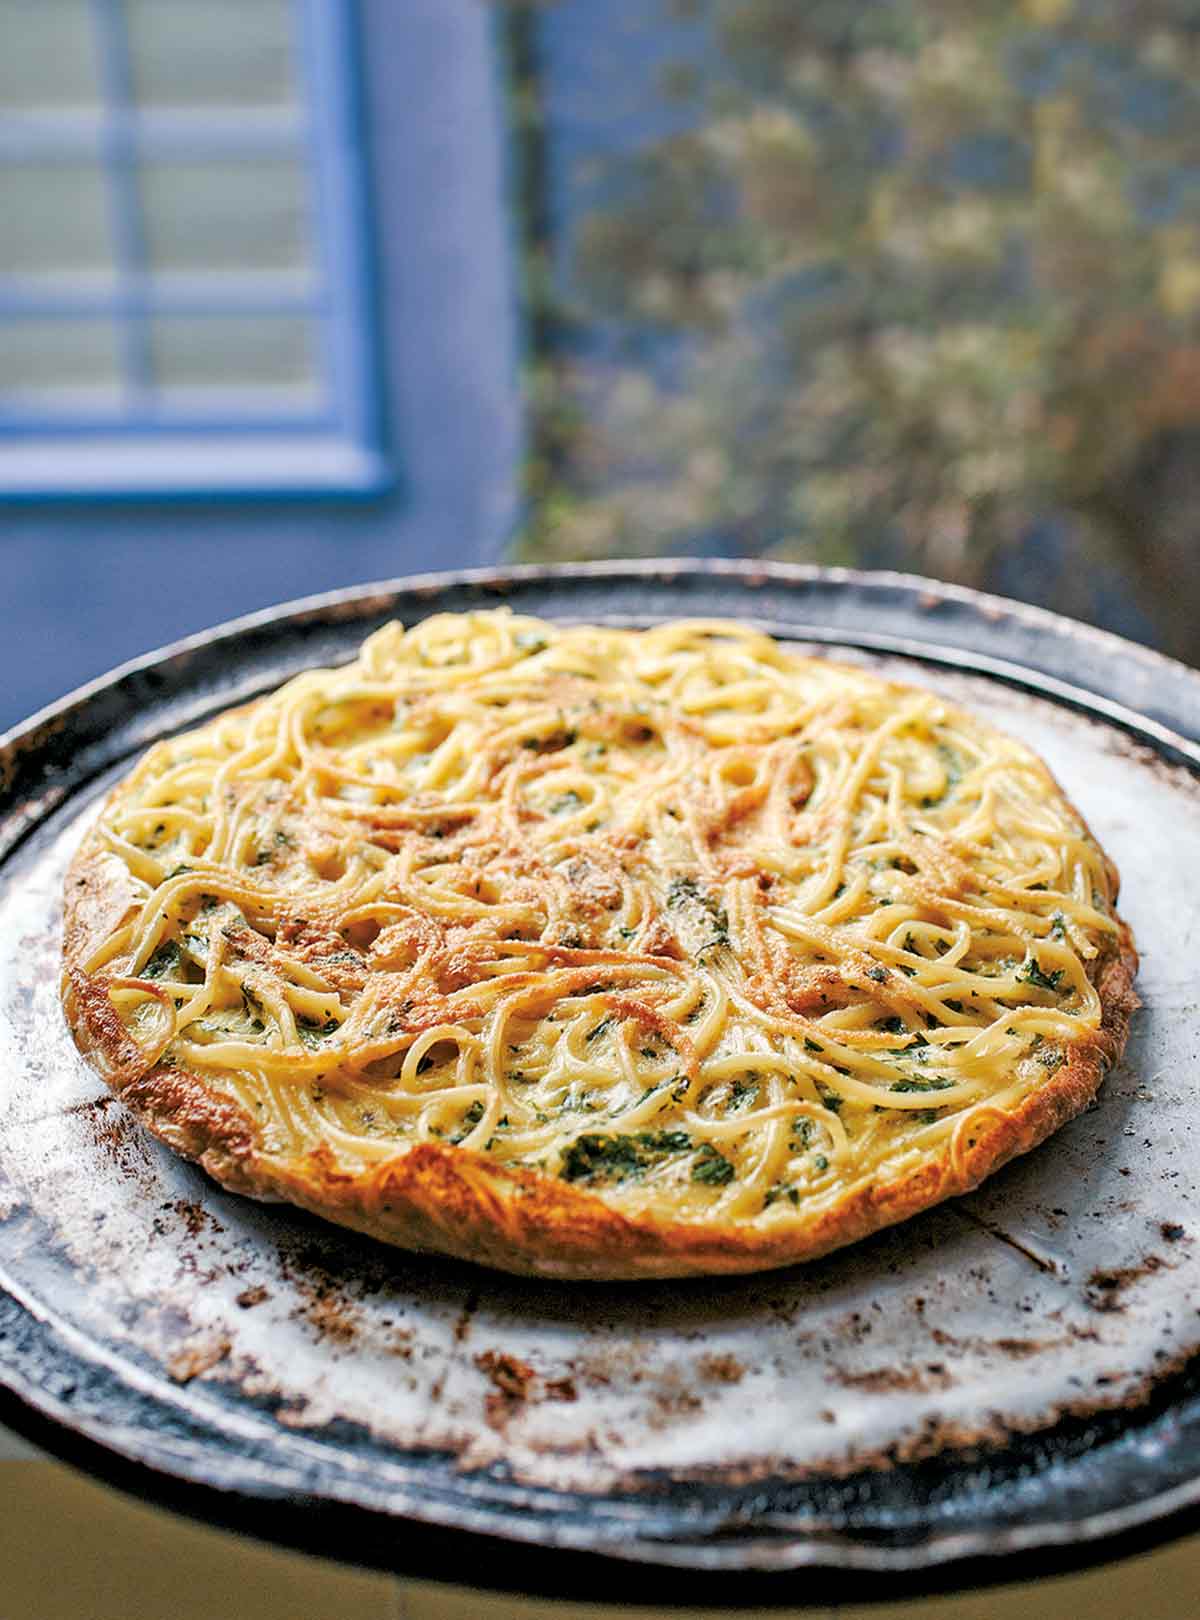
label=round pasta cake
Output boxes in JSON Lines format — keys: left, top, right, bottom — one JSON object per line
{"left": 61, "top": 610, "right": 1138, "bottom": 1279}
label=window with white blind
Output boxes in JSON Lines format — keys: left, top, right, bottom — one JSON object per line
{"left": 0, "top": 0, "right": 387, "bottom": 496}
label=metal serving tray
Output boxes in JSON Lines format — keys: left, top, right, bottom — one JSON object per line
{"left": 2, "top": 561, "right": 1200, "bottom": 1608}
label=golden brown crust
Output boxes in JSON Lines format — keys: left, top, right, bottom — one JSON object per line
{"left": 62, "top": 836, "right": 1139, "bottom": 1279}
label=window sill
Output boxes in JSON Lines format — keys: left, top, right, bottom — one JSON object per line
{"left": 0, "top": 433, "right": 391, "bottom": 499}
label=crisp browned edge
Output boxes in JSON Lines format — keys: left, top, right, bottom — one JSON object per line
{"left": 57, "top": 646, "right": 1142, "bottom": 1281}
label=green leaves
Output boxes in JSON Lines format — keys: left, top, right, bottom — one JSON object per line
{"left": 891, "top": 1074, "right": 954, "bottom": 1094}
{"left": 561, "top": 1129, "right": 691, "bottom": 1183}
{"left": 142, "top": 940, "right": 182, "bottom": 980}
{"left": 548, "top": 789, "right": 584, "bottom": 814}
{"left": 558, "top": 1128, "right": 736, "bottom": 1188}
{"left": 451, "top": 1101, "right": 485, "bottom": 1143}
{"left": 691, "top": 1143, "right": 736, "bottom": 1185}
{"left": 1018, "top": 956, "right": 1063, "bottom": 993}
{"left": 666, "top": 873, "right": 731, "bottom": 955}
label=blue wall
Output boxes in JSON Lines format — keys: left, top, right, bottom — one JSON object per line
{"left": 2, "top": 0, "right": 522, "bottom": 733}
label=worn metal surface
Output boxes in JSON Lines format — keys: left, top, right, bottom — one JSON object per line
{"left": 2, "top": 563, "right": 1200, "bottom": 1602}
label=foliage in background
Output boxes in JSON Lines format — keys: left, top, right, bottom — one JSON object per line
{"left": 507, "top": 0, "right": 1200, "bottom": 657}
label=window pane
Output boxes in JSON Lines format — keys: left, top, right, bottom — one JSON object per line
{"left": 124, "top": 0, "right": 296, "bottom": 108}
{"left": 0, "top": 0, "right": 99, "bottom": 110}
{"left": 0, "top": 318, "right": 122, "bottom": 401}
{"left": 139, "top": 159, "right": 310, "bottom": 273}
{"left": 0, "top": 162, "right": 114, "bottom": 275}
{"left": 150, "top": 314, "right": 317, "bottom": 397}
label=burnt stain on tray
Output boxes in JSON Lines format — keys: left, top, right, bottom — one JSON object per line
{"left": 2, "top": 565, "right": 1200, "bottom": 1594}
{"left": 1085, "top": 1256, "right": 1172, "bottom": 1314}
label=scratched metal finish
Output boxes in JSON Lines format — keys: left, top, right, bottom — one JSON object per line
{"left": 2, "top": 565, "right": 1200, "bottom": 1593}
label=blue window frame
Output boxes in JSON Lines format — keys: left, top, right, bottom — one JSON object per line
{"left": 0, "top": 0, "right": 387, "bottom": 497}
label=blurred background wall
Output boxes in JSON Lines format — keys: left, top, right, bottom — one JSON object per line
{"left": 6, "top": 0, "right": 1200, "bottom": 731}
{"left": 1, "top": 0, "right": 520, "bottom": 729}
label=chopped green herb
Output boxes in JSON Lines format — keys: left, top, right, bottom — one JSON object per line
{"left": 548, "top": 790, "right": 584, "bottom": 814}
{"left": 142, "top": 940, "right": 182, "bottom": 980}
{"left": 664, "top": 877, "right": 731, "bottom": 956}
{"left": 932, "top": 744, "right": 962, "bottom": 801}
{"left": 692, "top": 1143, "right": 736, "bottom": 1185}
{"left": 1018, "top": 957, "right": 1063, "bottom": 992}
{"left": 728, "top": 1077, "right": 758, "bottom": 1111}
{"left": 791, "top": 1118, "right": 814, "bottom": 1149}
{"left": 297, "top": 1017, "right": 339, "bottom": 1049}
{"left": 560, "top": 1129, "right": 693, "bottom": 1184}
{"left": 450, "top": 1100, "right": 485, "bottom": 1143}
{"left": 239, "top": 984, "right": 265, "bottom": 1032}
